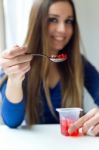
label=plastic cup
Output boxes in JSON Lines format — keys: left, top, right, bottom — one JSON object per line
{"left": 56, "top": 108, "right": 83, "bottom": 136}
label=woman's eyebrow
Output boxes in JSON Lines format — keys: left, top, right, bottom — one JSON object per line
{"left": 48, "top": 14, "right": 74, "bottom": 19}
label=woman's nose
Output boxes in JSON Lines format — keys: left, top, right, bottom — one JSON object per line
{"left": 56, "top": 23, "right": 66, "bottom": 33}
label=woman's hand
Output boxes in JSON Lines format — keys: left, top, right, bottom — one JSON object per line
{"left": 0, "top": 45, "right": 32, "bottom": 83}
{"left": 0, "top": 45, "right": 33, "bottom": 103}
{"left": 68, "top": 108, "right": 99, "bottom": 136}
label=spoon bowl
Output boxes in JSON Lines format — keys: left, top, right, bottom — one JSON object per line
{"left": 26, "top": 53, "right": 67, "bottom": 63}
{"left": 50, "top": 54, "right": 67, "bottom": 62}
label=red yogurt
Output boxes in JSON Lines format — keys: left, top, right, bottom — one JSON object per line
{"left": 60, "top": 118, "right": 79, "bottom": 136}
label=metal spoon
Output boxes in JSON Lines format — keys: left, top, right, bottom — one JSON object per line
{"left": 26, "top": 53, "right": 67, "bottom": 63}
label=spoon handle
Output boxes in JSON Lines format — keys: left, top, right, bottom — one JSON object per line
{"left": 26, "top": 53, "right": 49, "bottom": 58}
{"left": 27, "top": 53, "right": 43, "bottom": 56}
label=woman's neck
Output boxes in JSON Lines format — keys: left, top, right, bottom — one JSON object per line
{"left": 47, "top": 63, "right": 60, "bottom": 88}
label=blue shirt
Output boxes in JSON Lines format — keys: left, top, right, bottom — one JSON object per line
{"left": 0, "top": 58, "right": 99, "bottom": 128}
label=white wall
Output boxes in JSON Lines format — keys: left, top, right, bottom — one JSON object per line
{"left": 3, "top": 0, "right": 33, "bottom": 47}
{"left": 73, "top": 0, "right": 99, "bottom": 112}
{"left": 0, "top": 0, "right": 6, "bottom": 50}
{"left": 74, "top": 0, "right": 99, "bottom": 70}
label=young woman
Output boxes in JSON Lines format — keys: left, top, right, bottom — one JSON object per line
{"left": 0, "top": 0, "right": 99, "bottom": 136}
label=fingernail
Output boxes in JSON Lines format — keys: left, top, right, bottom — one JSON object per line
{"left": 23, "top": 45, "right": 28, "bottom": 49}
{"left": 68, "top": 126, "right": 75, "bottom": 134}
{"left": 14, "top": 45, "right": 19, "bottom": 47}
{"left": 30, "top": 55, "right": 33, "bottom": 60}
{"left": 87, "top": 126, "right": 94, "bottom": 136}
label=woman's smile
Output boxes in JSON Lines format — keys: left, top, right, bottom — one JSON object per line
{"left": 50, "top": 34, "right": 68, "bottom": 50}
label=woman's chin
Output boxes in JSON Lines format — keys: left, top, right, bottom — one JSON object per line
{"left": 52, "top": 46, "right": 64, "bottom": 52}
{"left": 56, "top": 48, "right": 64, "bottom": 52}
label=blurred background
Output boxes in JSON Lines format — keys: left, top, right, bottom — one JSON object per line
{"left": 0, "top": 0, "right": 99, "bottom": 113}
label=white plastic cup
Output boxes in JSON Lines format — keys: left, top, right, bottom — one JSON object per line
{"left": 56, "top": 108, "right": 83, "bottom": 136}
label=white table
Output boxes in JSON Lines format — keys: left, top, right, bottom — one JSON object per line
{"left": 0, "top": 124, "right": 99, "bottom": 150}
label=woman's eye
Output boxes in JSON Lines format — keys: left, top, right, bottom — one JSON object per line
{"left": 48, "top": 18, "right": 57, "bottom": 23}
{"left": 65, "top": 19, "right": 74, "bottom": 25}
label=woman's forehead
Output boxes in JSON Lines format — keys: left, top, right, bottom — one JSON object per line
{"left": 48, "top": 1, "right": 74, "bottom": 17}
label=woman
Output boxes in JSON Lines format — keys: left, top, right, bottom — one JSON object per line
{"left": 0, "top": 0, "right": 99, "bottom": 136}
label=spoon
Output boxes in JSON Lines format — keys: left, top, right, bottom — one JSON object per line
{"left": 26, "top": 53, "right": 67, "bottom": 63}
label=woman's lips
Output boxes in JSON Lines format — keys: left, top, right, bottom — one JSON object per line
{"left": 53, "top": 36, "right": 65, "bottom": 41}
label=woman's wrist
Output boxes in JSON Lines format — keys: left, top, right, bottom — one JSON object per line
{"left": 8, "top": 74, "right": 25, "bottom": 85}
{"left": 5, "top": 77, "right": 23, "bottom": 103}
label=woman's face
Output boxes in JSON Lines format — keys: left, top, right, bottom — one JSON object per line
{"left": 47, "top": 1, "right": 74, "bottom": 54}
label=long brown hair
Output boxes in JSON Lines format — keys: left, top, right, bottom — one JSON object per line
{"left": 24, "top": 0, "right": 84, "bottom": 125}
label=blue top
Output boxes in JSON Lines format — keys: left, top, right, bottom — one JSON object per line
{"left": 0, "top": 58, "right": 99, "bottom": 128}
